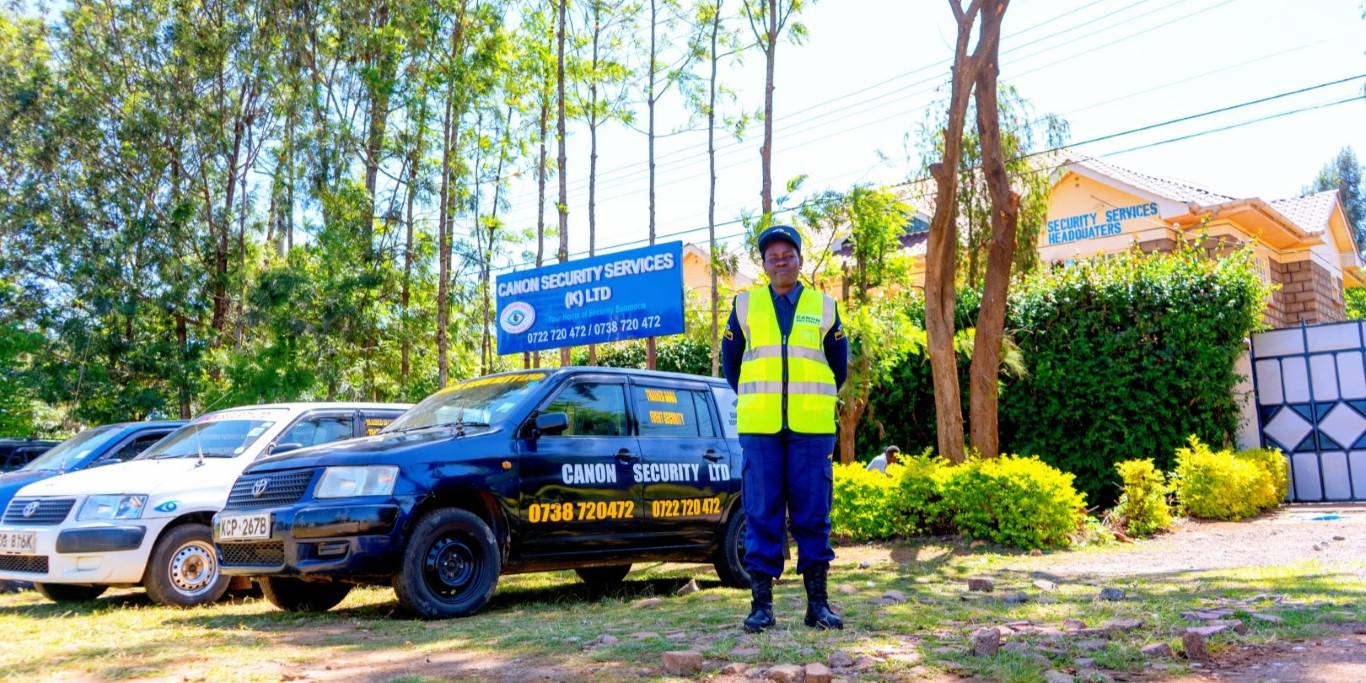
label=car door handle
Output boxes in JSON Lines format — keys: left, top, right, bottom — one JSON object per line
{"left": 703, "top": 450, "right": 724, "bottom": 462}
{"left": 616, "top": 449, "right": 639, "bottom": 462}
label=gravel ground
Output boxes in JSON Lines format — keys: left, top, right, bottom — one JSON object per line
{"left": 997, "top": 504, "right": 1366, "bottom": 579}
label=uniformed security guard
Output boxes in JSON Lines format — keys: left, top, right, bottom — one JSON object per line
{"left": 722, "top": 225, "right": 848, "bottom": 632}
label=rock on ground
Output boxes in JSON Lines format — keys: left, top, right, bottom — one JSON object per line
{"left": 662, "top": 650, "right": 703, "bottom": 675}
{"left": 803, "top": 662, "right": 832, "bottom": 683}
{"left": 971, "top": 627, "right": 1001, "bottom": 656}
{"left": 763, "top": 663, "right": 805, "bottom": 683}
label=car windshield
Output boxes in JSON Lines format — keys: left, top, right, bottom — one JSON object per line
{"left": 384, "top": 372, "right": 547, "bottom": 432}
{"left": 135, "top": 415, "right": 280, "bottom": 460}
{"left": 22, "top": 425, "right": 123, "bottom": 472}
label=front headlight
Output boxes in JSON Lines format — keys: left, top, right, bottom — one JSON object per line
{"left": 315, "top": 466, "right": 399, "bottom": 499}
{"left": 77, "top": 495, "right": 148, "bottom": 521}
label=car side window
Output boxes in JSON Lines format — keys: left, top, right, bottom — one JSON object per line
{"left": 99, "top": 432, "right": 169, "bottom": 464}
{"left": 362, "top": 414, "right": 396, "bottom": 436}
{"left": 544, "top": 382, "right": 627, "bottom": 437}
{"left": 691, "top": 391, "right": 718, "bottom": 438}
{"left": 279, "top": 416, "right": 357, "bottom": 447}
{"left": 633, "top": 386, "right": 702, "bottom": 438}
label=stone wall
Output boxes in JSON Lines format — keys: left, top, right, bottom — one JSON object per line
{"left": 1269, "top": 259, "right": 1344, "bottom": 327}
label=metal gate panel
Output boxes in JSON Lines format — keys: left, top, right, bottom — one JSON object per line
{"left": 1250, "top": 320, "right": 1366, "bottom": 502}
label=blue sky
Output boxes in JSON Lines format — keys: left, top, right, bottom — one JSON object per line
{"left": 501, "top": 0, "right": 1366, "bottom": 270}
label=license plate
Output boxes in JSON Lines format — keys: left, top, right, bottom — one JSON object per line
{"left": 218, "top": 513, "right": 271, "bottom": 541}
{"left": 0, "top": 530, "right": 36, "bottom": 555}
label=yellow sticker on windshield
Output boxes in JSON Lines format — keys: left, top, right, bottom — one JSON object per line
{"left": 438, "top": 373, "right": 545, "bottom": 394}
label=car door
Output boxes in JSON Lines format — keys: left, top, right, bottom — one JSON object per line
{"left": 631, "top": 379, "right": 730, "bottom": 546}
{"left": 518, "top": 376, "right": 644, "bottom": 554}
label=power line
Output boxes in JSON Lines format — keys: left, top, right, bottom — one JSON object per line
{"left": 488, "top": 75, "right": 1366, "bottom": 275}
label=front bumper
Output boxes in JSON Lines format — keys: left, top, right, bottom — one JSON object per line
{"left": 0, "top": 522, "right": 159, "bottom": 584}
{"left": 214, "top": 502, "right": 406, "bottom": 577}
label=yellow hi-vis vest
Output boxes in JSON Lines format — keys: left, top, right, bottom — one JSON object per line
{"left": 735, "top": 286, "right": 838, "bottom": 434}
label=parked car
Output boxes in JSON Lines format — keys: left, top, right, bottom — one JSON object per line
{"left": 0, "top": 403, "right": 409, "bottom": 607}
{"left": 0, "top": 422, "right": 186, "bottom": 515}
{"left": 214, "top": 368, "right": 746, "bottom": 619}
{"left": 0, "top": 439, "right": 59, "bottom": 473}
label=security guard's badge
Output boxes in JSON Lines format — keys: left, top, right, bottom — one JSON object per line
{"left": 794, "top": 313, "right": 822, "bottom": 327}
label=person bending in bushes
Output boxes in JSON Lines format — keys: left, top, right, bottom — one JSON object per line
{"left": 722, "top": 225, "right": 847, "bottom": 633}
{"left": 867, "top": 445, "right": 900, "bottom": 474}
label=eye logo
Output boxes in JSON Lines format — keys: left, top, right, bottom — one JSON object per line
{"left": 500, "top": 302, "right": 537, "bottom": 334}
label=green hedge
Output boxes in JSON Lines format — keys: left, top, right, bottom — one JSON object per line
{"left": 1000, "top": 244, "right": 1268, "bottom": 505}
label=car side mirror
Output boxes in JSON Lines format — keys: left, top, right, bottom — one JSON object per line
{"left": 531, "top": 412, "right": 569, "bottom": 439}
{"left": 271, "top": 442, "right": 305, "bottom": 455}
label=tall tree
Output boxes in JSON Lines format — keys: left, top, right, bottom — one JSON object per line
{"left": 742, "top": 0, "right": 810, "bottom": 218}
{"left": 574, "top": 0, "right": 637, "bottom": 366}
{"left": 1306, "top": 146, "right": 1366, "bottom": 249}
{"left": 555, "top": 0, "right": 572, "bottom": 367}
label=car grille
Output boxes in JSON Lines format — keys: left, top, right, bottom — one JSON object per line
{"left": 226, "top": 470, "right": 316, "bottom": 510}
{"left": 2, "top": 498, "right": 76, "bottom": 525}
{"left": 0, "top": 554, "right": 48, "bottom": 574}
{"left": 219, "top": 542, "right": 285, "bottom": 567}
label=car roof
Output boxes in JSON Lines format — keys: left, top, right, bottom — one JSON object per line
{"left": 198, "top": 402, "right": 413, "bottom": 419}
{"left": 475, "top": 366, "right": 728, "bottom": 386}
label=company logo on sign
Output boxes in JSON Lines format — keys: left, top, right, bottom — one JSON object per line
{"left": 499, "top": 302, "right": 537, "bottom": 334}
{"left": 22, "top": 501, "right": 39, "bottom": 518}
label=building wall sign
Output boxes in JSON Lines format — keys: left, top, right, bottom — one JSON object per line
{"left": 1046, "top": 201, "right": 1160, "bottom": 245}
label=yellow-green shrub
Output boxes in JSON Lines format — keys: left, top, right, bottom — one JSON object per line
{"left": 830, "top": 462, "right": 903, "bottom": 541}
{"left": 938, "top": 454, "right": 1087, "bottom": 549}
{"left": 1110, "top": 459, "right": 1172, "bottom": 537}
{"left": 888, "top": 450, "right": 950, "bottom": 535}
{"left": 1172, "top": 437, "right": 1287, "bottom": 520}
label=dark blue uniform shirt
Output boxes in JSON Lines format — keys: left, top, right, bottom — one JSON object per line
{"left": 721, "top": 283, "right": 848, "bottom": 395}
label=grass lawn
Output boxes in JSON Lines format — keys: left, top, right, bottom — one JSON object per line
{"left": 1, "top": 538, "right": 1362, "bottom": 682}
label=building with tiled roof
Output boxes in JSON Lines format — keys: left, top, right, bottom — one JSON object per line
{"left": 1046, "top": 158, "right": 1364, "bottom": 327}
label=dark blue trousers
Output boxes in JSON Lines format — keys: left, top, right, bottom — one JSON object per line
{"left": 740, "top": 431, "right": 836, "bottom": 579}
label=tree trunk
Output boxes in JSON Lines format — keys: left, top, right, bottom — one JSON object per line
{"left": 967, "top": 0, "right": 1017, "bottom": 459}
{"left": 924, "top": 0, "right": 986, "bottom": 464}
{"left": 759, "top": 0, "right": 777, "bottom": 216}
{"left": 436, "top": 0, "right": 469, "bottom": 387}
{"left": 588, "top": 1, "right": 603, "bottom": 367}
{"left": 708, "top": 2, "right": 722, "bottom": 377}
{"left": 437, "top": 86, "right": 455, "bottom": 388}
{"left": 556, "top": 0, "right": 571, "bottom": 368}
{"left": 646, "top": 0, "right": 659, "bottom": 371}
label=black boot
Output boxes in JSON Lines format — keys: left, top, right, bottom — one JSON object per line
{"left": 743, "top": 574, "right": 776, "bottom": 633}
{"left": 803, "top": 562, "right": 843, "bottom": 630}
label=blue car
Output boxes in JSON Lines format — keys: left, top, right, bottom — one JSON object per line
{"left": 215, "top": 367, "right": 747, "bottom": 619}
{"left": 0, "top": 421, "right": 184, "bottom": 591}
{"left": 0, "top": 421, "right": 187, "bottom": 515}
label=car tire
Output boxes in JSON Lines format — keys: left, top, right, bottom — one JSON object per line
{"left": 713, "top": 506, "right": 751, "bottom": 589}
{"left": 574, "top": 564, "right": 631, "bottom": 589}
{"left": 259, "top": 577, "right": 353, "bottom": 612}
{"left": 393, "top": 508, "right": 500, "bottom": 619}
{"left": 142, "top": 523, "right": 230, "bottom": 607}
{"left": 33, "top": 583, "right": 108, "bottom": 602}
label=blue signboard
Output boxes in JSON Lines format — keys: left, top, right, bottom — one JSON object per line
{"left": 495, "top": 241, "right": 685, "bottom": 355}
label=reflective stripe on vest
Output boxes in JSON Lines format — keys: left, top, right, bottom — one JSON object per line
{"left": 735, "top": 287, "right": 838, "bottom": 434}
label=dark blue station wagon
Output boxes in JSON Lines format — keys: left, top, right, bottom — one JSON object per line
{"left": 213, "top": 367, "right": 749, "bottom": 619}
